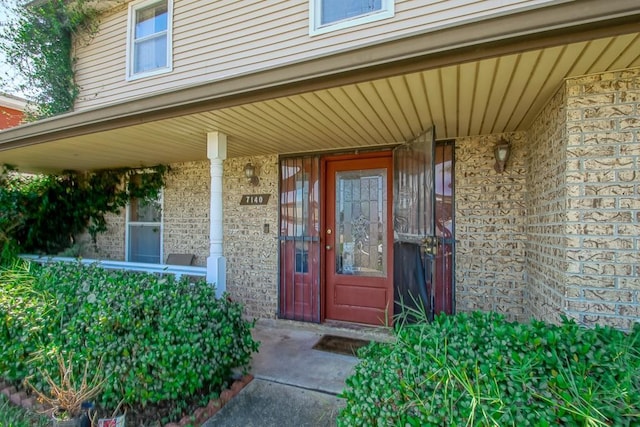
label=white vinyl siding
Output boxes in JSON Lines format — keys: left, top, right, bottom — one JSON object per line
{"left": 74, "top": 0, "right": 564, "bottom": 110}
{"left": 126, "top": 0, "right": 173, "bottom": 80}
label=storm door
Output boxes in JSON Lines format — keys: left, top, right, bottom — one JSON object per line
{"left": 324, "top": 153, "right": 394, "bottom": 325}
{"left": 279, "top": 156, "right": 321, "bottom": 322}
{"left": 393, "top": 127, "right": 449, "bottom": 321}
{"left": 278, "top": 141, "right": 453, "bottom": 325}
{"left": 434, "top": 141, "right": 455, "bottom": 314}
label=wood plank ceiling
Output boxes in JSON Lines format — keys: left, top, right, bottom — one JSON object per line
{"left": 3, "top": 32, "right": 640, "bottom": 172}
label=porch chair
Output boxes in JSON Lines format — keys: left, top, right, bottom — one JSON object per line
{"left": 165, "top": 253, "right": 195, "bottom": 266}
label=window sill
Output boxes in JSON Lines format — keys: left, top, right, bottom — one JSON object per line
{"left": 309, "top": 9, "right": 394, "bottom": 36}
{"left": 126, "top": 66, "right": 173, "bottom": 82}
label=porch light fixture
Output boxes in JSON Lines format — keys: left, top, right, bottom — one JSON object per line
{"left": 244, "top": 162, "right": 260, "bottom": 186}
{"left": 493, "top": 139, "right": 511, "bottom": 173}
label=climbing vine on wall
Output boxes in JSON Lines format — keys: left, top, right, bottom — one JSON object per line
{"left": 0, "top": 165, "right": 169, "bottom": 260}
{"left": 0, "top": 0, "right": 100, "bottom": 119}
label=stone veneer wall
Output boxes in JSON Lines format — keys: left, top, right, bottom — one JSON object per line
{"left": 80, "top": 161, "right": 210, "bottom": 264}
{"left": 79, "top": 211, "right": 126, "bottom": 260}
{"left": 454, "top": 132, "right": 528, "bottom": 321}
{"left": 223, "top": 155, "right": 279, "bottom": 319}
{"left": 562, "top": 68, "right": 640, "bottom": 329}
{"left": 77, "top": 155, "right": 282, "bottom": 322}
{"left": 526, "top": 85, "right": 569, "bottom": 324}
{"left": 163, "top": 161, "right": 210, "bottom": 266}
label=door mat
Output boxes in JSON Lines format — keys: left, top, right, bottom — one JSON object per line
{"left": 312, "top": 334, "right": 371, "bottom": 356}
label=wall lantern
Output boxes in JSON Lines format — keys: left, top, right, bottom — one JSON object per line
{"left": 244, "top": 162, "right": 260, "bottom": 186}
{"left": 493, "top": 139, "right": 511, "bottom": 173}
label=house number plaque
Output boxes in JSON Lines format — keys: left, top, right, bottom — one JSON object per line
{"left": 240, "top": 194, "right": 270, "bottom": 205}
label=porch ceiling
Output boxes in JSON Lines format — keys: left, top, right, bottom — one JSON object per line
{"left": 1, "top": 31, "right": 639, "bottom": 173}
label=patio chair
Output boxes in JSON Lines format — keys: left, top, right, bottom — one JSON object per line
{"left": 165, "top": 253, "right": 195, "bottom": 266}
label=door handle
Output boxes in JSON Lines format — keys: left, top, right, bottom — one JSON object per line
{"left": 421, "top": 236, "right": 438, "bottom": 255}
{"left": 326, "top": 245, "right": 332, "bottom": 250}
{"left": 423, "top": 245, "right": 438, "bottom": 255}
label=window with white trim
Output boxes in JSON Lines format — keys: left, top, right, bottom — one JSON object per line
{"left": 309, "top": 0, "right": 394, "bottom": 35}
{"left": 126, "top": 0, "right": 173, "bottom": 80}
{"left": 126, "top": 175, "right": 163, "bottom": 264}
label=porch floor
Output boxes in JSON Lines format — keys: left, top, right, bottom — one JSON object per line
{"left": 202, "top": 318, "right": 393, "bottom": 426}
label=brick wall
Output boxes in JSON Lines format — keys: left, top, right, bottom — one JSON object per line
{"left": 223, "top": 155, "right": 279, "bottom": 319}
{"left": 163, "top": 161, "right": 210, "bottom": 266}
{"left": 454, "top": 132, "right": 528, "bottom": 321}
{"left": 80, "top": 161, "right": 211, "bottom": 265}
{"left": 562, "top": 68, "right": 640, "bottom": 329}
{"left": 78, "top": 156, "right": 282, "bottom": 321}
{"left": 78, "top": 67, "right": 639, "bottom": 329}
{"left": 78, "top": 211, "right": 126, "bottom": 260}
{"left": 526, "top": 85, "right": 568, "bottom": 324}
{"left": 163, "top": 156, "right": 280, "bottom": 319}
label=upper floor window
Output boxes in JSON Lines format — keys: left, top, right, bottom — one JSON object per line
{"left": 126, "top": 0, "right": 173, "bottom": 80}
{"left": 309, "top": 0, "right": 394, "bottom": 35}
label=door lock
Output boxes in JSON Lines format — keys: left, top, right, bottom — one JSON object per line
{"left": 423, "top": 245, "right": 437, "bottom": 255}
{"left": 421, "top": 236, "right": 438, "bottom": 255}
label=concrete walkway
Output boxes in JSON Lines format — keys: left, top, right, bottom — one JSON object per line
{"left": 202, "top": 319, "right": 391, "bottom": 427}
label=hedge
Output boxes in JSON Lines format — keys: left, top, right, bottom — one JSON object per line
{"left": 338, "top": 311, "right": 640, "bottom": 426}
{"left": 0, "top": 261, "right": 259, "bottom": 413}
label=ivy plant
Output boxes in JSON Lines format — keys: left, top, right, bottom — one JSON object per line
{"left": 339, "top": 311, "right": 640, "bottom": 426}
{"left": 0, "top": 0, "right": 100, "bottom": 119}
{"left": 0, "top": 261, "right": 259, "bottom": 422}
{"left": 0, "top": 165, "right": 169, "bottom": 258}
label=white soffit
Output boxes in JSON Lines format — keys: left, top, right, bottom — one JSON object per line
{"left": 1, "top": 32, "right": 639, "bottom": 172}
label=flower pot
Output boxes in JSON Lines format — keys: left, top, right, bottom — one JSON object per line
{"left": 97, "top": 414, "right": 125, "bottom": 427}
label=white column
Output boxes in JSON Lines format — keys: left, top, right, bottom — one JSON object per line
{"left": 206, "top": 132, "right": 227, "bottom": 298}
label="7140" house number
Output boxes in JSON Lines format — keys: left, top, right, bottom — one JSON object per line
{"left": 240, "top": 194, "right": 270, "bottom": 205}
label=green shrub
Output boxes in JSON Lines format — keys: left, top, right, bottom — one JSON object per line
{"left": 338, "top": 311, "right": 640, "bottom": 426}
{"left": 1, "top": 0, "right": 99, "bottom": 119}
{"left": 0, "top": 261, "right": 259, "bottom": 413}
{"left": 0, "top": 166, "right": 168, "bottom": 258}
{"left": 0, "top": 393, "right": 49, "bottom": 427}
{"left": 0, "top": 261, "right": 58, "bottom": 382}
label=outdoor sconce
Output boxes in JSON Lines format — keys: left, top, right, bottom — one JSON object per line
{"left": 244, "top": 162, "right": 260, "bottom": 186}
{"left": 493, "top": 139, "right": 511, "bottom": 173}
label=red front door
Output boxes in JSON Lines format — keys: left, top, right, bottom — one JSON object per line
{"left": 324, "top": 153, "right": 394, "bottom": 326}
{"left": 278, "top": 138, "right": 454, "bottom": 324}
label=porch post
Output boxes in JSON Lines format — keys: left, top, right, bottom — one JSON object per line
{"left": 206, "top": 132, "right": 227, "bottom": 298}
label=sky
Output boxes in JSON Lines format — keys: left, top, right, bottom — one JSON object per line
{"left": 0, "top": 0, "right": 27, "bottom": 98}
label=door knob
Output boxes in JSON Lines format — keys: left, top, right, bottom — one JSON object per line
{"left": 326, "top": 245, "right": 332, "bottom": 250}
